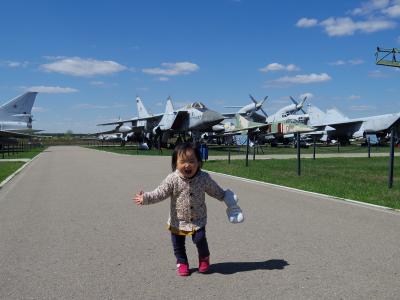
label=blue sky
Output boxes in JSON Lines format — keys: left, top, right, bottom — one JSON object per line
{"left": 1, "top": 0, "right": 400, "bottom": 133}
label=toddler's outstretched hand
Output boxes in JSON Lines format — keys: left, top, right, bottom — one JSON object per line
{"left": 133, "top": 191, "right": 144, "bottom": 206}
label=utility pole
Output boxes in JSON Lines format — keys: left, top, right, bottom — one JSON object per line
{"left": 376, "top": 47, "right": 399, "bottom": 188}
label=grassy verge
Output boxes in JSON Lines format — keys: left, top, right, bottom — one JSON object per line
{"left": 0, "top": 147, "right": 46, "bottom": 160}
{"left": 0, "top": 162, "right": 25, "bottom": 183}
{"left": 203, "top": 157, "right": 400, "bottom": 210}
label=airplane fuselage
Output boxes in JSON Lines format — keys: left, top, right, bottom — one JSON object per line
{"left": 0, "top": 120, "right": 32, "bottom": 131}
{"left": 187, "top": 108, "right": 224, "bottom": 131}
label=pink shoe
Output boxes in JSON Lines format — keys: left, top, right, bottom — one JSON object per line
{"left": 177, "top": 263, "right": 190, "bottom": 276}
{"left": 198, "top": 256, "right": 210, "bottom": 273}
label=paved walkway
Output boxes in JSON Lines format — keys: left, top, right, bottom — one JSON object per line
{"left": 0, "top": 146, "right": 399, "bottom": 299}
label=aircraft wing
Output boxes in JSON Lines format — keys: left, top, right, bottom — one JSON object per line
{"left": 222, "top": 112, "right": 265, "bottom": 123}
{"left": 0, "top": 130, "right": 40, "bottom": 138}
{"left": 95, "top": 126, "right": 144, "bottom": 135}
{"left": 323, "top": 120, "right": 363, "bottom": 137}
{"left": 97, "top": 112, "right": 167, "bottom": 126}
{"left": 222, "top": 113, "right": 236, "bottom": 119}
{"left": 224, "top": 123, "right": 271, "bottom": 135}
{"left": 95, "top": 129, "right": 122, "bottom": 135}
{"left": 328, "top": 120, "right": 363, "bottom": 128}
{"left": 97, "top": 117, "right": 139, "bottom": 126}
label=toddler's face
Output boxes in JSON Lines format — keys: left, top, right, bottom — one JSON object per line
{"left": 176, "top": 149, "right": 199, "bottom": 178}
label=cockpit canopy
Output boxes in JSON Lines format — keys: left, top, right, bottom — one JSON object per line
{"left": 186, "top": 102, "right": 206, "bottom": 109}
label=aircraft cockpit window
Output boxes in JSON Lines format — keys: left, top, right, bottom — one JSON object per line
{"left": 191, "top": 102, "right": 205, "bottom": 109}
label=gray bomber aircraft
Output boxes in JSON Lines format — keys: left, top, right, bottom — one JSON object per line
{"left": 224, "top": 95, "right": 308, "bottom": 124}
{"left": 262, "top": 95, "right": 308, "bottom": 123}
{"left": 223, "top": 94, "right": 269, "bottom": 119}
{"left": 0, "top": 92, "right": 40, "bottom": 143}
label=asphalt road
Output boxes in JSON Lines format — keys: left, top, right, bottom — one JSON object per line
{"left": 1, "top": 146, "right": 399, "bottom": 299}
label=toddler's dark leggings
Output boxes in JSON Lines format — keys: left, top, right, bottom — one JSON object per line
{"left": 171, "top": 227, "right": 210, "bottom": 264}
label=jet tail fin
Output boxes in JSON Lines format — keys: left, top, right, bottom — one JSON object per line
{"left": 136, "top": 96, "right": 150, "bottom": 118}
{"left": 165, "top": 96, "right": 174, "bottom": 113}
{"left": 0, "top": 92, "right": 38, "bottom": 117}
{"left": 325, "top": 108, "right": 349, "bottom": 123}
{"left": 308, "top": 105, "right": 327, "bottom": 126}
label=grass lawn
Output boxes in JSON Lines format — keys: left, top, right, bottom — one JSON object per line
{"left": 203, "top": 157, "right": 400, "bottom": 210}
{"left": 0, "top": 162, "right": 25, "bottom": 183}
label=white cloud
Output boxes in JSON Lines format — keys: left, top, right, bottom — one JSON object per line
{"left": 351, "top": 0, "right": 390, "bottom": 16}
{"left": 27, "top": 86, "right": 78, "bottom": 93}
{"left": 330, "top": 60, "right": 346, "bottom": 66}
{"left": 41, "top": 57, "right": 127, "bottom": 77}
{"left": 270, "top": 73, "right": 331, "bottom": 85}
{"left": 357, "top": 18, "right": 396, "bottom": 32}
{"left": 296, "top": 18, "right": 318, "bottom": 27}
{"left": 142, "top": 62, "right": 199, "bottom": 76}
{"left": 329, "top": 59, "right": 364, "bottom": 65}
{"left": 286, "top": 64, "right": 299, "bottom": 71}
{"left": 299, "top": 0, "right": 397, "bottom": 37}
{"left": 158, "top": 77, "right": 170, "bottom": 81}
{"left": 259, "top": 63, "right": 300, "bottom": 72}
{"left": 6, "top": 60, "right": 29, "bottom": 68}
{"left": 382, "top": 4, "right": 400, "bottom": 17}
{"left": 348, "top": 95, "right": 362, "bottom": 100}
{"left": 1, "top": 60, "right": 29, "bottom": 68}
{"left": 320, "top": 17, "right": 395, "bottom": 36}
{"left": 260, "top": 63, "right": 285, "bottom": 72}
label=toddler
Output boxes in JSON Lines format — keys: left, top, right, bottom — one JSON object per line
{"left": 133, "top": 142, "right": 243, "bottom": 276}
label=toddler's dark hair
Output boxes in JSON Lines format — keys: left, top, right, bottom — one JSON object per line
{"left": 171, "top": 142, "right": 202, "bottom": 171}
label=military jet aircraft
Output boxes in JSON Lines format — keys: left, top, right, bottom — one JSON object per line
{"left": 142, "top": 99, "right": 225, "bottom": 145}
{"left": 223, "top": 114, "right": 315, "bottom": 139}
{"left": 0, "top": 92, "right": 40, "bottom": 143}
{"left": 96, "top": 132, "right": 150, "bottom": 149}
{"left": 306, "top": 105, "right": 400, "bottom": 144}
{"left": 97, "top": 96, "right": 225, "bottom": 146}
{"left": 96, "top": 96, "right": 156, "bottom": 146}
